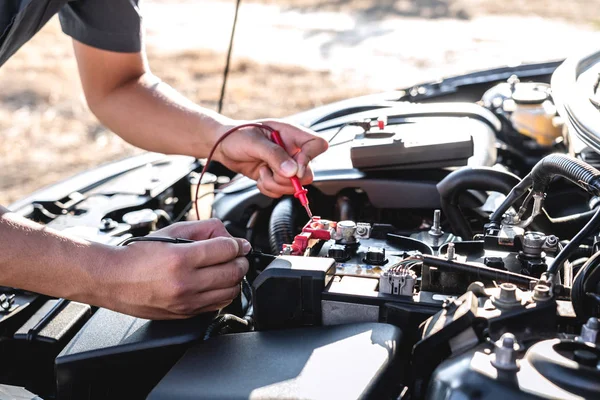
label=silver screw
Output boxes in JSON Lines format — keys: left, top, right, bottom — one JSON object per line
{"left": 491, "top": 333, "right": 519, "bottom": 371}
{"left": 446, "top": 243, "right": 456, "bottom": 260}
{"left": 429, "top": 209, "right": 443, "bottom": 237}
{"left": 282, "top": 245, "right": 293, "bottom": 256}
{"left": 581, "top": 317, "right": 600, "bottom": 344}
{"left": 508, "top": 75, "right": 520, "bottom": 92}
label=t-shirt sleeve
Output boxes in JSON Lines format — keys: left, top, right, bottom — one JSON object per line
{"left": 58, "top": 0, "right": 143, "bottom": 53}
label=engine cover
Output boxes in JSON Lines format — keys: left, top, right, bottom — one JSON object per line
{"left": 147, "top": 323, "right": 403, "bottom": 400}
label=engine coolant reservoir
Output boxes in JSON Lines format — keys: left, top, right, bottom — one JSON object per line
{"left": 506, "top": 86, "right": 562, "bottom": 146}
{"left": 483, "top": 77, "right": 563, "bottom": 147}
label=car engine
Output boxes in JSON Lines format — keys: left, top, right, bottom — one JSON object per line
{"left": 3, "top": 51, "right": 600, "bottom": 399}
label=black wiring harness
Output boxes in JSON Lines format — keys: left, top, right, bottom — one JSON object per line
{"left": 117, "top": 236, "right": 194, "bottom": 246}
{"left": 491, "top": 154, "right": 600, "bottom": 224}
{"left": 487, "top": 154, "right": 600, "bottom": 277}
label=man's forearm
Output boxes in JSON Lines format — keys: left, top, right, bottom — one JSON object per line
{"left": 71, "top": 42, "right": 328, "bottom": 199}
{"left": 87, "top": 73, "right": 233, "bottom": 159}
{"left": 0, "top": 205, "right": 110, "bottom": 304}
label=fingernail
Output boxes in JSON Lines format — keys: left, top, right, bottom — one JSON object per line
{"left": 297, "top": 164, "right": 306, "bottom": 179}
{"left": 242, "top": 240, "right": 252, "bottom": 255}
{"left": 280, "top": 160, "right": 298, "bottom": 177}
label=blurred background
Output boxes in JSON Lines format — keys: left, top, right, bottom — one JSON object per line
{"left": 1, "top": 0, "right": 599, "bottom": 205}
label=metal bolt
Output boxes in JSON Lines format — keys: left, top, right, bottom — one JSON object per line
{"left": 491, "top": 333, "right": 519, "bottom": 371}
{"left": 522, "top": 232, "right": 546, "bottom": 257}
{"left": 544, "top": 235, "right": 559, "bottom": 248}
{"left": 100, "top": 218, "right": 118, "bottom": 232}
{"left": 0, "top": 294, "right": 15, "bottom": 312}
{"left": 581, "top": 317, "right": 600, "bottom": 344}
{"left": 508, "top": 75, "right": 520, "bottom": 92}
{"left": 337, "top": 221, "right": 357, "bottom": 244}
{"left": 446, "top": 243, "right": 456, "bottom": 260}
{"left": 282, "top": 245, "right": 293, "bottom": 256}
{"left": 587, "top": 317, "right": 600, "bottom": 330}
{"left": 429, "top": 209, "right": 443, "bottom": 237}
{"left": 533, "top": 284, "right": 551, "bottom": 301}
{"left": 492, "top": 282, "right": 521, "bottom": 309}
{"left": 503, "top": 213, "right": 520, "bottom": 226}
{"left": 499, "top": 283, "right": 518, "bottom": 303}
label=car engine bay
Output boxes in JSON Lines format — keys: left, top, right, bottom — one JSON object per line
{"left": 4, "top": 50, "right": 600, "bottom": 399}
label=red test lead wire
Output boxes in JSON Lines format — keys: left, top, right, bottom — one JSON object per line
{"left": 270, "top": 130, "right": 313, "bottom": 218}
{"left": 194, "top": 123, "right": 313, "bottom": 221}
{"left": 195, "top": 123, "right": 273, "bottom": 221}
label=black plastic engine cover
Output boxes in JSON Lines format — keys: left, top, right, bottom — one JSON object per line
{"left": 147, "top": 322, "right": 404, "bottom": 400}
{"left": 7, "top": 300, "right": 90, "bottom": 396}
{"left": 55, "top": 308, "right": 216, "bottom": 400}
{"left": 252, "top": 256, "right": 336, "bottom": 329}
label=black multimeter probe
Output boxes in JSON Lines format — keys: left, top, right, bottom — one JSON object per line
{"left": 118, "top": 236, "right": 276, "bottom": 262}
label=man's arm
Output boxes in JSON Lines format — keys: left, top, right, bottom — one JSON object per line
{"left": 0, "top": 205, "right": 107, "bottom": 303}
{"left": 71, "top": 41, "right": 328, "bottom": 197}
{"left": 72, "top": 43, "right": 229, "bottom": 159}
{"left": 0, "top": 205, "right": 251, "bottom": 319}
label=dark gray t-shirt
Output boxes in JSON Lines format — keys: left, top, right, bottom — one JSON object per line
{"left": 0, "top": 0, "right": 142, "bottom": 67}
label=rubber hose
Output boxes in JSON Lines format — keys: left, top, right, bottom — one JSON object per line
{"left": 548, "top": 206, "right": 600, "bottom": 275}
{"left": 572, "top": 251, "right": 600, "bottom": 320}
{"left": 489, "top": 174, "right": 533, "bottom": 223}
{"left": 560, "top": 243, "right": 593, "bottom": 261}
{"left": 437, "top": 167, "right": 521, "bottom": 240}
{"left": 531, "top": 154, "right": 600, "bottom": 194}
{"left": 491, "top": 155, "right": 600, "bottom": 224}
{"left": 268, "top": 197, "right": 295, "bottom": 255}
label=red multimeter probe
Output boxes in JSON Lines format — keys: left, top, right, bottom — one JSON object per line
{"left": 270, "top": 130, "right": 313, "bottom": 218}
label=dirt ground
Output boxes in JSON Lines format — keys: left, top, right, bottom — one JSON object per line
{"left": 1, "top": 0, "right": 599, "bottom": 206}
{"left": 0, "top": 17, "right": 366, "bottom": 206}
{"left": 249, "top": 0, "right": 600, "bottom": 26}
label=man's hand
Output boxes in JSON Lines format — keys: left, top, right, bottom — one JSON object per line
{"left": 213, "top": 120, "right": 329, "bottom": 198}
{"left": 100, "top": 219, "right": 250, "bottom": 320}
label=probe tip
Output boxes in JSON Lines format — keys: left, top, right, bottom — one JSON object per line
{"left": 304, "top": 204, "right": 313, "bottom": 218}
